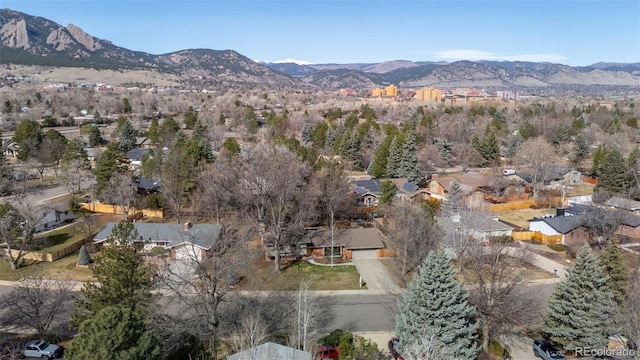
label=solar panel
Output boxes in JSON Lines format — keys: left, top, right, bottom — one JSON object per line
{"left": 402, "top": 182, "right": 418, "bottom": 193}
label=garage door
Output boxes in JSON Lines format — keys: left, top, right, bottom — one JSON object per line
{"left": 174, "top": 244, "right": 201, "bottom": 261}
{"left": 351, "top": 249, "right": 378, "bottom": 259}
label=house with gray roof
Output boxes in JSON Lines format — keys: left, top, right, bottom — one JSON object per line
{"left": 93, "top": 222, "right": 221, "bottom": 261}
{"left": 604, "top": 196, "right": 640, "bottom": 215}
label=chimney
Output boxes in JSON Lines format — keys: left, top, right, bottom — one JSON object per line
{"left": 431, "top": 173, "right": 439, "bottom": 179}
{"left": 184, "top": 222, "right": 192, "bottom": 231}
{"left": 556, "top": 208, "right": 565, "bottom": 217}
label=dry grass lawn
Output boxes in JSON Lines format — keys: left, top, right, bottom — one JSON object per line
{"left": 236, "top": 255, "right": 364, "bottom": 291}
{"left": 497, "top": 208, "right": 556, "bottom": 229}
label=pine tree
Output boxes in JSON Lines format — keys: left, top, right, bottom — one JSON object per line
{"left": 399, "top": 131, "right": 421, "bottom": 184}
{"left": 599, "top": 239, "right": 628, "bottom": 306}
{"left": 66, "top": 306, "right": 161, "bottom": 360}
{"left": 147, "top": 118, "right": 160, "bottom": 145}
{"left": 301, "top": 122, "right": 312, "bottom": 143}
{"left": 506, "top": 133, "right": 522, "bottom": 160}
{"left": 88, "top": 126, "right": 104, "bottom": 147}
{"left": 370, "top": 135, "right": 394, "bottom": 178}
{"left": 73, "top": 222, "right": 152, "bottom": 327}
{"left": 77, "top": 245, "right": 93, "bottom": 266}
{"left": 387, "top": 136, "right": 402, "bottom": 178}
{"left": 116, "top": 118, "right": 138, "bottom": 152}
{"left": 571, "top": 134, "right": 590, "bottom": 166}
{"left": 543, "top": 245, "right": 618, "bottom": 351}
{"left": 396, "top": 251, "right": 478, "bottom": 360}
{"left": 379, "top": 180, "right": 397, "bottom": 205}
{"left": 597, "top": 148, "right": 629, "bottom": 195}
{"left": 93, "top": 144, "right": 124, "bottom": 195}
{"left": 480, "top": 131, "right": 500, "bottom": 165}
{"left": 591, "top": 145, "right": 609, "bottom": 177}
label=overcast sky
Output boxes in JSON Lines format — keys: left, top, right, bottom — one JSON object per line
{"left": 3, "top": 0, "right": 639, "bottom": 66}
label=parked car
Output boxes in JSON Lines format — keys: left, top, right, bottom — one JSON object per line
{"left": 533, "top": 339, "right": 565, "bottom": 360}
{"left": 314, "top": 344, "right": 339, "bottom": 359}
{"left": 23, "top": 340, "right": 61, "bottom": 359}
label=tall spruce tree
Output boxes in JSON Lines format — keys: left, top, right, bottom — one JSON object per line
{"left": 596, "top": 148, "right": 629, "bottom": 195}
{"left": 599, "top": 239, "right": 629, "bottom": 306}
{"left": 543, "top": 245, "right": 618, "bottom": 351}
{"left": 396, "top": 251, "right": 479, "bottom": 360}
{"left": 73, "top": 222, "right": 152, "bottom": 327}
{"left": 370, "top": 135, "right": 394, "bottom": 178}
{"left": 387, "top": 136, "right": 402, "bottom": 178}
{"left": 399, "top": 131, "right": 421, "bottom": 184}
{"left": 571, "top": 134, "right": 590, "bottom": 166}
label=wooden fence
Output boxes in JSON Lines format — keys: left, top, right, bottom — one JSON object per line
{"left": 80, "top": 202, "right": 164, "bottom": 219}
{"left": 512, "top": 231, "right": 563, "bottom": 244}
{"left": 488, "top": 197, "right": 565, "bottom": 212}
{"left": 7, "top": 238, "right": 85, "bottom": 263}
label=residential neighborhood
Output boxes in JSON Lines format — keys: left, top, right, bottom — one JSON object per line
{"left": 0, "top": 6, "right": 639, "bottom": 360}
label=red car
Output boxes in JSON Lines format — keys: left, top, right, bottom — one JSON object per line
{"left": 315, "top": 344, "right": 340, "bottom": 359}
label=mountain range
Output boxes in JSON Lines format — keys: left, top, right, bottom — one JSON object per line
{"left": 2, "top": 8, "right": 640, "bottom": 91}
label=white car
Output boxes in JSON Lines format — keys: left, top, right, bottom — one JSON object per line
{"left": 23, "top": 340, "right": 61, "bottom": 359}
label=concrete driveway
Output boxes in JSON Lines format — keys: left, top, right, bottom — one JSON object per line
{"left": 352, "top": 259, "right": 402, "bottom": 295}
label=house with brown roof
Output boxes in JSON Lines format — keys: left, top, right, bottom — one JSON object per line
{"left": 426, "top": 171, "right": 491, "bottom": 205}
{"left": 306, "top": 227, "right": 386, "bottom": 260}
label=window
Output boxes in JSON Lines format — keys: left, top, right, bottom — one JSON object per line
{"left": 324, "top": 246, "right": 342, "bottom": 258}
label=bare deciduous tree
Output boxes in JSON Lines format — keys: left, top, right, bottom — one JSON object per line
{"left": 290, "top": 279, "right": 319, "bottom": 353}
{"left": 0, "top": 269, "right": 74, "bottom": 337}
{"left": 156, "top": 222, "right": 249, "bottom": 358}
{"left": 464, "top": 243, "right": 538, "bottom": 354}
{"left": 387, "top": 201, "right": 440, "bottom": 281}
{"left": 0, "top": 196, "right": 48, "bottom": 270}
{"left": 104, "top": 172, "right": 138, "bottom": 221}
{"left": 516, "top": 137, "right": 557, "bottom": 199}
{"left": 398, "top": 330, "right": 451, "bottom": 360}
{"left": 231, "top": 310, "right": 269, "bottom": 357}
{"left": 581, "top": 208, "right": 624, "bottom": 247}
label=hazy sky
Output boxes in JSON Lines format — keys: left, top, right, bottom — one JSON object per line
{"left": 3, "top": 0, "right": 640, "bottom": 66}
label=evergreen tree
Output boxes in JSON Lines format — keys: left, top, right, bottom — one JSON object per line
{"left": 379, "top": 180, "right": 396, "bottom": 205}
{"left": 341, "top": 129, "right": 362, "bottom": 170}
{"left": 506, "top": 133, "right": 522, "bottom": 160}
{"left": 572, "top": 134, "right": 590, "bottom": 166}
{"left": 73, "top": 222, "right": 152, "bottom": 326}
{"left": 627, "top": 147, "right": 640, "bottom": 199}
{"left": 370, "top": 135, "right": 394, "bottom": 178}
{"left": 399, "top": 131, "right": 420, "bottom": 183}
{"left": 396, "top": 251, "right": 478, "bottom": 360}
{"left": 591, "top": 145, "right": 609, "bottom": 177}
{"left": 116, "top": 118, "right": 138, "bottom": 153}
{"left": 183, "top": 106, "right": 198, "bottom": 130}
{"left": 12, "top": 119, "right": 43, "bottom": 161}
{"left": 310, "top": 122, "right": 328, "bottom": 148}
{"left": 221, "top": 137, "right": 241, "bottom": 157}
{"left": 479, "top": 131, "right": 500, "bottom": 165}
{"left": 301, "top": 122, "right": 312, "bottom": 143}
{"left": 543, "top": 245, "right": 618, "bottom": 351}
{"left": 93, "top": 144, "right": 124, "bottom": 195}
{"left": 88, "top": 126, "right": 104, "bottom": 147}
{"left": 147, "top": 119, "right": 160, "bottom": 145}
{"left": 599, "top": 239, "right": 629, "bottom": 306}
{"left": 77, "top": 245, "right": 93, "bottom": 266}
{"left": 596, "top": 148, "right": 629, "bottom": 195}
{"left": 387, "top": 136, "right": 402, "bottom": 178}
{"left": 66, "top": 306, "right": 161, "bottom": 360}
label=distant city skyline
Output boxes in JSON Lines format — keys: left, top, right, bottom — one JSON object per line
{"left": 3, "top": 0, "right": 639, "bottom": 66}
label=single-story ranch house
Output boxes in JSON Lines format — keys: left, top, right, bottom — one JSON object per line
{"left": 93, "top": 222, "right": 221, "bottom": 261}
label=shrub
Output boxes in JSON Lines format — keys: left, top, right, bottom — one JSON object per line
{"left": 77, "top": 245, "right": 93, "bottom": 265}
{"left": 319, "top": 329, "right": 348, "bottom": 346}
{"left": 151, "top": 246, "right": 168, "bottom": 256}
{"left": 547, "top": 244, "right": 566, "bottom": 252}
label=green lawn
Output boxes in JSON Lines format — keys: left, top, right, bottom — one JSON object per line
{"left": 36, "top": 224, "right": 86, "bottom": 253}
{"left": 0, "top": 249, "right": 97, "bottom": 282}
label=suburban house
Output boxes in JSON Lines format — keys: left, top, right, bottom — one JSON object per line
{"left": 350, "top": 177, "right": 382, "bottom": 207}
{"left": 348, "top": 176, "right": 425, "bottom": 206}
{"left": 517, "top": 166, "right": 582, "bottom": 188}
{"left": 93, "top": 222, "right": 221, "bottom": 261}
{"left": 604, "top": 196, "right": 640, "bottom": 215}
{"left": 306, "top": 227, "right": 386, "bottom": 260}
{"left": 125, "top": 148, "right": 151, "bottom": 169}
{"left": 426, "top": 171, "right": 491, "bottom": 205}
{"left": 528, "top": 209, "right": 587, "bottom": 246}
{"left": 567, "top": 203, "right": 640, "bottom": 240}
{"left": 468, "top": 216, "right": 514, "bottom": 241}
{"left": 135, "top": 177, "right": 161, "bottom": 194}
{"left": 2, "top": 140, "right": 19, "bottom": 158}
{"left": 227, "top": 342, "right": 311, "bottom": 360}
{"left": 32, "top": 198, "right": 77, "bottom": 233}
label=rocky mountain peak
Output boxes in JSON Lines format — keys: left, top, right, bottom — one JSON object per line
{"left": 1, "top": 18, "right": 29, "bottom": 49}
{"left": 66, "top": 23, "right": 102, "bottom": 51}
